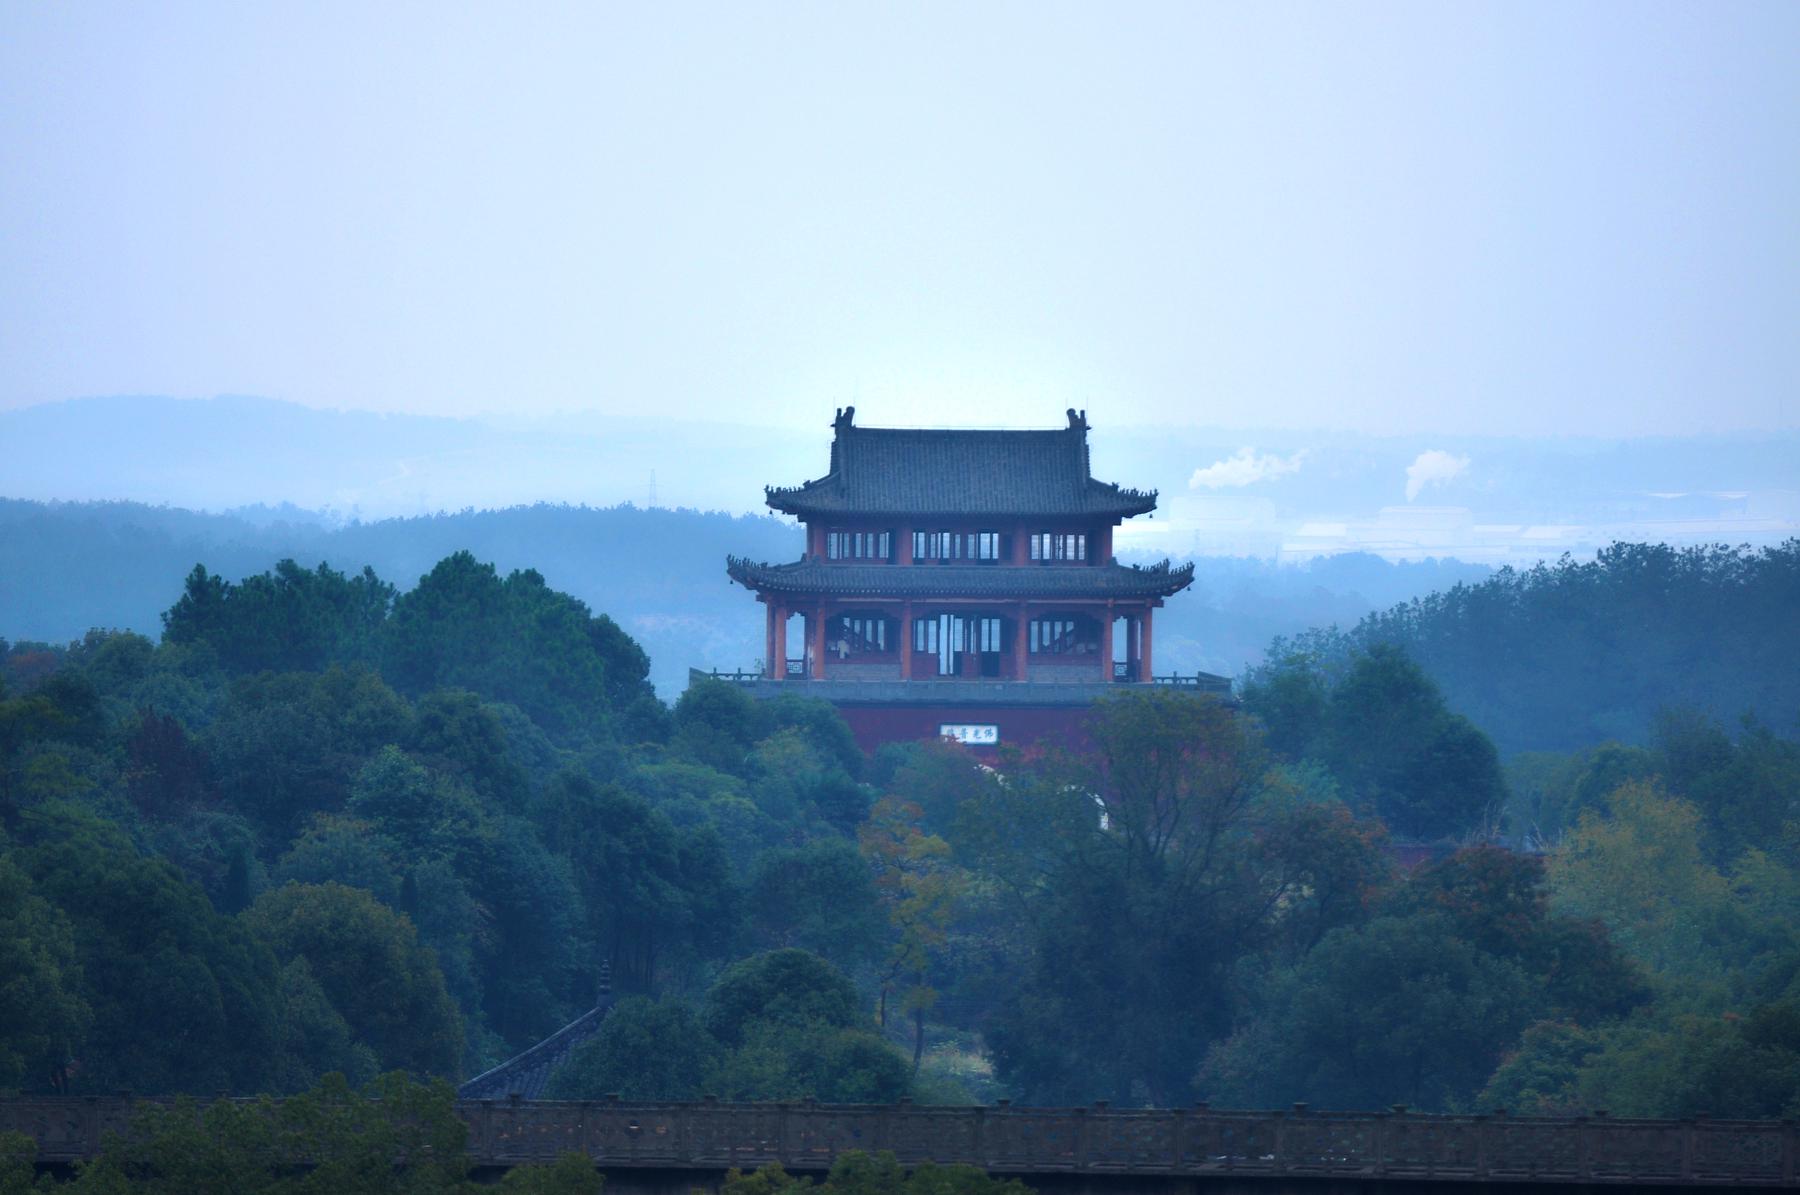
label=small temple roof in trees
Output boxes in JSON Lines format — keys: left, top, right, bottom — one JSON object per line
{"left": 459, "top": 970, "right": 616, "bottom": 1099}
{"left": 763, "top": 408, "right": 1158, "bottom": 519}
{"left": 727, "top": 555, "right": 1195, "bottom": 600}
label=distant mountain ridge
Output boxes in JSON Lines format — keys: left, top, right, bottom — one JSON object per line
{"left": 4, "top": 395, "right": 1796, "bottom": 562}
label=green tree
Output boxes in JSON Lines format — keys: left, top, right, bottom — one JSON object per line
{"left": 544, "top": 997, "right": 721, "bottom": 1100}
{"left": 1654, "top": 710, "right": 1800, "bottom": 863}
{"left": 272, "top": 815, "right": 402, "bottom": 905}
{"left": 0, "top": 851, "right": 89, "bottom": 1093}
{"left": 538, "top": 773, "right": 736, "bottom": 993}
{"left": 205, "top": 667, "right": 412, "bottom": 842}
{"left": 243, "top": 882, "right": 463, "bottom": 1077}
{"left": 703, "top": 949, "right": 863, "bottom": 1048}
{"left": 1548, "top": 781, "right": 1734, "bottom": 975}
{"left": 382, "top": 552, "right": 642, "bottom": 744}
{"left": 405, "top": 690, "right": 529, "bottom": 809}
{"left": 1199, "top": 912, "right": 1537, "bottom": 1111}
{"left": 1321, "top": 646, "right": 1504, "bottom": 840}
{"left": 670, "top": 680, "right": 766, "bottom": 774}
{"left": 17, "top": 806, "right": 283, "bottom": 1094}
{"left": 708, "top": 1021, "right": 911, "bottom": 1104}
{"left": 1476, "top": 1021, "right": 1602, "bottom": 1115}
{"left": 746, "top": 839, "right": 885, "bottom": 967}
{"left": 1389, "top": 846, "right": 1646, "bottom": 1022}
{"left": 162, "top": 559, "right": 394, "bottom": 676}
{"left": 980, "top": 691, "right": 1273, "bottom": 1105}
{"left": 859, "top": 796, "right": 965, "bottom": 1071}
{"left": 267, "top": 957, "right": 380, "bottom": 1093}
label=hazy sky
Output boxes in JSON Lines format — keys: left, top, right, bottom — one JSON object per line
{"left": 3, "top": 2, "right": 1796, "bottom": 436}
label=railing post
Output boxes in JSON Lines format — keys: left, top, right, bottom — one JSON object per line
{"left": 1074, "top": 1106, "right": 1088, "bottom": 1170}
{"left": 1783, "top": 1118, "right": 1797, "bottom": 1187}
{"left": 1680, "top": 1118, "right": 1695, "bottom": 1182}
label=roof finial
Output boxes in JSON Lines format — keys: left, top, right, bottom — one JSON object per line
{"left": 835, "top": 406, "right": 856, "bottom": 430}
{"left": 1067, "top": 408, "right": 1087, "bottom": 431}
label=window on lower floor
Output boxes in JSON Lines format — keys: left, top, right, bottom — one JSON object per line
{"left": 832, "top": 614, "right": 890, "bottom": 654}
{"left": 1029, "top": 616, "right": 1095, "bottom": 654}
{"left": 975, "top": 616, "right": 1003, "bottom": 652}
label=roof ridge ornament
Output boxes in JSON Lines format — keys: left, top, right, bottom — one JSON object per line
{"left": 1067, "top": 408, "right": 1088, "bottom": 430}
{"left": 834, "top": 406, "right": 856, "bottom": 430}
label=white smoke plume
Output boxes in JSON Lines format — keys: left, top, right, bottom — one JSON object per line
{"left": 1188, "top": 447, "right": 1308, "bottom": 489}
{"left": 1405, "top": 449, "right": 1471, "bottom": 501}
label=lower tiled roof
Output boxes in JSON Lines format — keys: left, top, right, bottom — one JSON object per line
{"left": 458, "top": 997, "right": 613, "bottom": 1100}
{"left": 725, "top": 556, "right": 1195, "bottom": 600}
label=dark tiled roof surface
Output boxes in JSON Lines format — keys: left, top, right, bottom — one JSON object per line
{"left": 726, "top": 556, "right": 1195, "bottom": 599}
{"left": 458, "top": 997, "right": 613, "bottom": 1100}
{"left": 765, "top": 412, "right": 1156, "bottom": 518}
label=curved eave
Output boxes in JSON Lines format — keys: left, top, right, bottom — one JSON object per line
{"left": 763, "top": 483, "right": 1158, "bottom": 520}
{"left": 726, "top": 556, "right": 1195, "bottom": 601}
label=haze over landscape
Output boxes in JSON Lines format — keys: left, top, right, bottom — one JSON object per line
{"left": 5, "top": 0, "right": 1800, "bottom": 1173}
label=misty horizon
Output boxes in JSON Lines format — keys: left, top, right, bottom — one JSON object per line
{"left": 5, "top": 393, "right": 1795, "bottom": 568}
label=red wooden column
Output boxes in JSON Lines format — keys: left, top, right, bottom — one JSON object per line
{"left": 1141, "top": 606, "right": 1155, "bottom": 680}
{"left": 1100, "top": 601, "right": 1115, "bottom": 681}
{"left": 1125, "top": 612, "right": 1140, "bottom": 680}
{"left": 1013, "top": 602, "right": 1030, "bottom": 680}
{"left": 899, "top": 602, "right": 913, "bottom": 681}
{"left": 809, "top": 603, "right": 827, "bottom": 679}
{"left": 772, "top": 603, "right": 788, "bottom": 678}
{"left": 764, "top": 602, "right": 776, "bottom": 678}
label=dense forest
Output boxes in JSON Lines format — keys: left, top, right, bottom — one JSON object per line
{"left": 8, "top": 503, "right": 1799, "bottom": 758}
{"left": 3, "top": 548, "right": 1799, "bottom": 1119}
{"left": 1255, "top": 541, "right": 1800, "bottom": 754}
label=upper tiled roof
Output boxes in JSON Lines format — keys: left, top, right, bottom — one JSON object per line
{"left": 764, "top": 408, "right": 1157, "bottom": 519}
{"left": 726, "top": 556, "right": 1195, "bottom": 600}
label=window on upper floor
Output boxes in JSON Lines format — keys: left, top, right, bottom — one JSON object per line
{"left": 1029, "top": 532, "right": 1087, "bottom": 562}
{"left": 912, "top": 530, "right": 1003, "bottom": 562}
{"left": 826, "top": 530, "right": 892, "bottom": 560}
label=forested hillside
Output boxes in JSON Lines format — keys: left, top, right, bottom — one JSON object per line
{"left": 4, "top": 552, "right": 1798, "bottom": 1117}
{"left": 1253, "top": 541, "right": 1800, "bottom": 754}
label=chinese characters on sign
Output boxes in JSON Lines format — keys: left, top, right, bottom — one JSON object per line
{"left": 938, "top": 723, "right": 999, "bottom": 745}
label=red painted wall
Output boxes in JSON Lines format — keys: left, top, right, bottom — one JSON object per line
{"left": 836, "top": 702, "right": 1100, "bottom": 757}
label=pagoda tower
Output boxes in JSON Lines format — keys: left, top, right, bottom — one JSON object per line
{"left": 710, "top": 407, "right": 1221, "bottom": 752}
